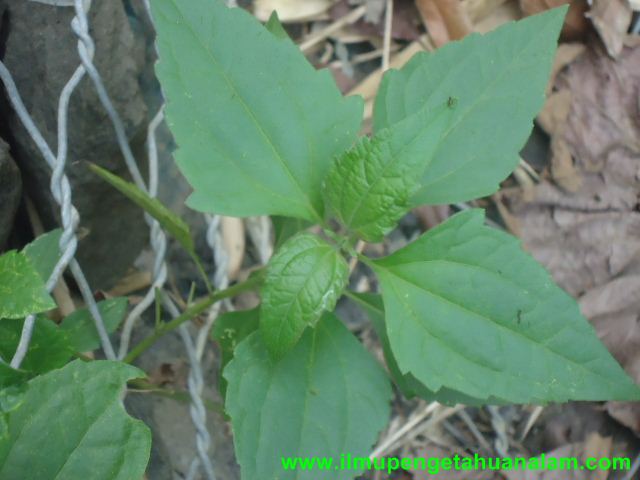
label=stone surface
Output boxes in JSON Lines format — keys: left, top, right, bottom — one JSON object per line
{"left": 0, "top": 138, "right": 21, "bottom": 249}
{"left": 0, "top": 0, "right": 150, "bottom": 289}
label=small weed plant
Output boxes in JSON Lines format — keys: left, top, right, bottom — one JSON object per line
{"left": 1, "top": 1, "right": 638, "bottom": 479}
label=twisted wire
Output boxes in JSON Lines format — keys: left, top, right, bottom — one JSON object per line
{"left": 0, "top": 1, "right": 116, "bottom": 365}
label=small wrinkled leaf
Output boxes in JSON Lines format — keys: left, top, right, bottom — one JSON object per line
{"left": 224, "top": 313, "right": 392, "bottom": 480}
{"left": 0, "top": 317, "right": 73, "bottom": 375}
{"left": 0, "top": 360, "right": 151, "bottom": 480}
{"left": 59, "top": 298, "right": 128, "bottom": 352}
{"left": 22, "top": 229, "right": 62, "bottom": 282}
{"left": 151, "top": 0, "right": 362, "bottom": 221}
{"left": 374, "top": 7, "right": 566, "bottom": 204}
{"left": 260, "top": 233, "right": 349, "bottom": 358}
{"left": 323, "top": 103, "right": 455, "bottom": 242}
{"left": 211, "top": 308, "right": 260, "bottom": 396}
{"left": 372, "top": 209, "right": 640, "bottom": 403}
{"left": 323, "top": 133, "right": 417, "bottom": 242}
{"left": 264, "top": 11, "right": 289, "bottom": 40}
{"left": 0, "top": 251, "right": 55, "bottom": 319}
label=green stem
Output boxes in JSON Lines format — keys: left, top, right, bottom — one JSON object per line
{"left": 127, "top": 378, "right": 223, "bottom": 413}
{"left": 124, "top": 270, "right": 265, "bottom": 363}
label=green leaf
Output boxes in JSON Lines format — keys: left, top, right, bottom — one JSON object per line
{"left": 89, "top": 163, "right": 195, "bottom": 256}
{"left": 347, "top": 292, "right": 414, "bottom": 396}
{"left": 260, "top": 233, "right": 349, "bottom": 358}
{"left": 374, "top": 7, "right": 566, "bottom": 204}
{"left": 349, "top": 292, "right": 511, "bottom": 405}
{"left": 322, "top": 102, "right": 452, "bottom": 242}
{"left": 323, "top": 132, "right": 417, "bottom": 242}
{"left": 22, "top": 229, "right": 62, "bottom": 282}
{"left": 272, "top": 216, "right": 311, "bottom": 249}
{"left": 372, "top": 209, "right": 640, "bottom": 403}
{"left": 264, "top": 11, "right": 289, "bottom": 40}
{"left": 0, "top": 364, "right": 29, "bottom": 389}
{"left": 224, "top": 313, "right": 392, "bottom": 480}
{"left": 211, "top": 307, "right": 260, "bottom": 396}
{"left": 0, "top": 317, "right": 73, "bottom": 375}
{"left": 59, "top": 298, "right": 128, "bottom": 352}
{"left": 0, "top": 251, "right": 55, "bottom": 319}
{"left": 151, "top": 0, "right": 363, "bottom": 221}
{"left": 0, "top": 360, "right": 151, "bottom": 479}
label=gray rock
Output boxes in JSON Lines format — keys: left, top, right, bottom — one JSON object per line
{"left": 0, "top": 139, "right": 21, "bottom": 249}
{"left": 0, "top": 0, "right": 151, "bottom": 289}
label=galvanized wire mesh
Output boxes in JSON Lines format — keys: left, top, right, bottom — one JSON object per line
{"left": 0, "top": 0, "right": 272, "bottom": 477}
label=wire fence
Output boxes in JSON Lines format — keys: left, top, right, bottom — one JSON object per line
{"left": 0, "top": 1, "right": 272, "bottom": 478}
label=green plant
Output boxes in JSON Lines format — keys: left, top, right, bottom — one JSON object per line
{"left": 1, "top": 1, "right": 639, "bottom": 479}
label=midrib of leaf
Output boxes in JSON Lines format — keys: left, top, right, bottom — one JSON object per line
{"left": 164, "top": 1, "right": 322, "bottom": 221}
{"left": 380, "top": 266, "right": 623, "bottom": 389}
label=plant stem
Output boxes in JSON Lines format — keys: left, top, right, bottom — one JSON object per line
{"left": 127, "top": 378, "right": 224, "bottom": 413}
{"left": 123, "top": 270, "right": 265, "bottom": 363}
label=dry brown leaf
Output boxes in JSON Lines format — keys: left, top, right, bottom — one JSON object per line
{"left": 473, "top": 0, "right": 521, "bottom": 33}
{"left": 221, "top": 216, "right": 245, "bottom": 281}
{"left": 519, "top": 0, "right": 589, "bottom": 40}
{"left": 546, "top": 43, "right": 586, "bottom": 94}
{"left": 587, "top": 0, "right": 633, "bottom": 58}
{"left": 462, "top": 0, "right": 510, "bottom": 22}
{"left": 415, "top": 0, "right": 473, "bottom": 46}
{"left": 505, "top": 41, "right": 640, "bottom": 434}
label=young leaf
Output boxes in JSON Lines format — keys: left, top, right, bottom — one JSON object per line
{"left": 59, "top": 297, "right": 128, "bottom": 352}
{"left": 260, "top": 232, "right": 349, "bottom": 358}
{"left": 0, "top": 317, "right": 73, "bottom": 375}
{"left": 371, "top": 209, "right": 640, "bottom": 403}
{"left": 224, "top": 313, "right": 392, "bottom": 480}
{"left": 151, "top": 0, "right": 363, "bottom": 221}
{"left": 374, "top": 7, "right": 567, "bottom": 204}
{"left": 211, "top": 307, "right": 259, "bottom": 396}
{"left": 22, "top": 229, "right": 62, "bottom": 282}
{"left": 323, "top": 132, "right": 418, "bottom": 242}
{"left": 0, "top": 251, "right": 55, "bottom": 319}
{"left": 0, "top": 360, "right": 151, "bottom": 479}
{"left": 323, "top": 103, "right": 453, "bottom": 242}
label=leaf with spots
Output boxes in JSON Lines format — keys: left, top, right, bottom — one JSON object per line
{"left": 0, "top": 360, "right": 151, "bottom": 479}
{"left": 0, "top": 251, "right": 55, "bottom": 320}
